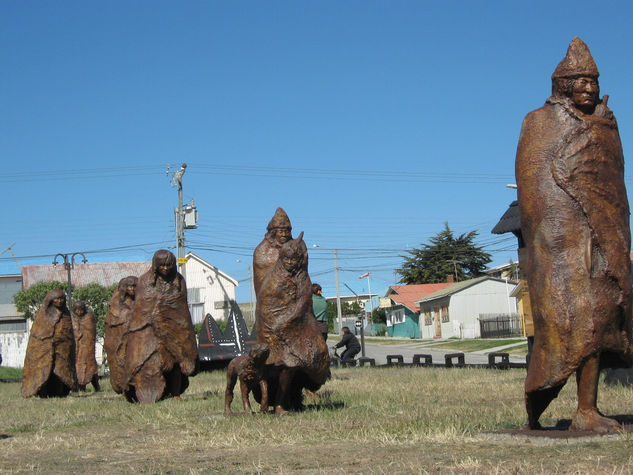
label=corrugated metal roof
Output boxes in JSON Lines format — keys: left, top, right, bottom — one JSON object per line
{"left": 387, "top": 283, "right": 452, "bottom": 313}
{"left": 22, "top": 261, "right": 150, "bottom": 289}
{"left": 491, "top": 200, "right": 521, "bottom": 235}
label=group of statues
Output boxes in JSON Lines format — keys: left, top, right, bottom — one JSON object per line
{"left": 16, "top": 37, "right": 633, "bottom": 432}
{"left": 21, "top": 250, "right": 199, "bottom": 403}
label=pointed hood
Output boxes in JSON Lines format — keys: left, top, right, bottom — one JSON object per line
{"left": 266, "top": 207, "right": 292, "bottom": 231}
{"left": 552, "top": 37, "right": 599, "bottom": 79}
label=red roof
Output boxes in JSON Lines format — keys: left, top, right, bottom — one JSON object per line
{"left": 22, "top": 261, "right": 150, "bottom": 289}
{"left": 387, "top": 283, "right": 452, "bottom": 313}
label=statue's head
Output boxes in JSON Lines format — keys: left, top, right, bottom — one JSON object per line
{"left": 151, "top": 249, "right": 177, "bottom": 280}
{"left": 266, "top": 207, "right": 292, "bottom": 245}
{"left": 249, "top": 343, "right": 270, "bottom": 364}
{"left": 551, "top": 37, "right": 600, "bottom": 114}
{"left": 44, "top": 288, "right": 66, "bottom": 311}
{"left": 119, "top": 275, "right": 138, "bottom": 299}
{"left": 72, "top": 300, "right": 87, "bottom": 317}
{"left": 279, "top": 231, "right": 306, "bottom": 274}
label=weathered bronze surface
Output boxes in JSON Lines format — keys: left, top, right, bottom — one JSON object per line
{"left": 254, "top": 209, "right": 330, "bottom": 414}
{"left": 104, "top": 276, "right": 137, "bottom": 394}
{"left": 71, "top": 301, "right": 100, "bottom": 392}
{"left": 516, "top": 37, "right": 633, "bottom": 433}
{"left": 224, "top": 343, "right": 270, "bottom": 415}
{"left": 22, "top": 289, "right": 77, "bottom": 398}
{"left": 125, "top": 250, "right": 198, "bottom": 403}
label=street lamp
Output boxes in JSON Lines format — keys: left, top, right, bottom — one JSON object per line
{"left": 53, "top": 252, "right": 87, "bottom": 307}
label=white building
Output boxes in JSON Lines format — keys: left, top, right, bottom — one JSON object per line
{"left": 416, "top": 276, "right": 518, "bottom": 339}
{"left": 183, "top": 252, "right": 239, "bottom": 324}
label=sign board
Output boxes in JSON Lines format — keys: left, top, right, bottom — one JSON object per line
{"left": 354, "top": 319, "right": 362, "bottom": 329}
{"left": 177, "top": 257, "right": 188, "bottom": 264}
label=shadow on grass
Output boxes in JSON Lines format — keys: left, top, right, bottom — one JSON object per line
{"left": 496, "top": 414, "right": 633, "bottom": 438}
{"left": 0, "top": 434, "right": 12, "bottom": 440}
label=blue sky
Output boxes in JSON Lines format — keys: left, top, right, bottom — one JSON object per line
{"left": 2, "top": 1, "right": 632, "bottom": 303}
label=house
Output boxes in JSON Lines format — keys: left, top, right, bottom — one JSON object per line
{"left": 383, "top": 283, "right": 452, "bottom": 338}
{"left": 491, "top": 200, "right": 533, "bottom": 339}
{"left": 182, "top": 252, "right": 239, "bottom": 324}
{"left": 416, "top": 276, "right": 518, "bottom": 339}
{"left": 0, "top": 274, "right": 28, "bottom": 367}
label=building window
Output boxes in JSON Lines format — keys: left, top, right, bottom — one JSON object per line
{"left": 189, "top": 303, "right": 204, "bottom": 324}
{"left": 424, "top": 310, "right": 432, "bottom": 326}
{"left": 441, "top": 305, "right": 450, "bottom": 323}
{"left": 187, "top": 287, "right": 202, "bottom": 303}
{"left": 0, "top": 318, "right": 27, "bottom": 333}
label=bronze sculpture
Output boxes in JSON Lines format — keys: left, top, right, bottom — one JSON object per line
{"left": 104, "top": 276, "right": 137, "bottom": 394}
{"left": 22, "top": 289, "right": 77, "bottom": 398}
{"left": 224, "top": 343, "right": 270, "bottom": 415}
{"left": 253, "top": 207, "right": 294, "bottom": 296}
{"left": 516, "top": 37, "right": 633, "bottom": 433}
{"left": 254, "top": 211, "right": 330, "bottom": 414}
{"left": 125, "top": 250, "right": 198, "bottom": 403}
{"left": 71, "top": 301, "right": 100, "bottom": 392}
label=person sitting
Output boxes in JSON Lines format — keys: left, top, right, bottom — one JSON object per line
{"left": 332, "top": 326, "right": 361, "bottom": 361}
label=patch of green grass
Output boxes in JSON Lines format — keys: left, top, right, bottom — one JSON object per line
{"left": 424, "top": 338, "right": 526, "bottom": 352}
{"left": 0, "top": 366, "right": 23, "bottom": 379}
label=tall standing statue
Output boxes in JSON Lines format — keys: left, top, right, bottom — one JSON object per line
{"left": 104, "top": 275, "right": 137, "bottom": 394}
{"left": 516, "top": 37, "right": 633, "bottom": 433}
{"left": 22, "top": 289, "right": 77, "bottom": 398}
{"left": 254, "top": 210, "right": 330, "bottom": 414}
{"left": 253, "top": 207, "right": 294, "bottom": 296}
{"left": 71, "top": 301, "right": 100, "bottom": 392}
{"left": 125, "top": 250, "right": 198, "bottom": 403}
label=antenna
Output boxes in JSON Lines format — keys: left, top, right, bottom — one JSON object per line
{"left": 1, "top": 242, "right": 22, "bottom": 269}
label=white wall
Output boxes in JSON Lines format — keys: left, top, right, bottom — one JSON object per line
{"left": 419, "top": 279, "right": 517, "bottom": 339}
{"left": 0, "top": 319, "right": 31, "bottom": 368}
{"left": 184, "top": 257, "right": 237, "bottom": 324}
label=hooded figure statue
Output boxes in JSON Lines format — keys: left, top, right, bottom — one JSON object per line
{"left": 253, "top": 207, "right": 294, "bottom": 297}
{"left": 125, "top": 250, "right": 198, "bottom": 403}
{"left": 22, "top": 288, "right": 77, "bottom": 398}
{"left": 516, "top": 37, "right": 633, "bottom": 433}
{"left": 104, "top": 275, "right": 137, "bottom": 394}
{"left": 255, "top": 231, "right": 330, "bottom": 413}
{"left": 71, "top": 300, "right": 100, "bottom": 392}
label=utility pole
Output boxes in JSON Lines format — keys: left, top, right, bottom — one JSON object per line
{"left": 333, "top": 249, "right": 343, "bottom": 332}
{"left": 53, "top": 252, "right": 87, "bottom": 307}
{"left": 170, "top": 163, "right": 193, "bottom": 280}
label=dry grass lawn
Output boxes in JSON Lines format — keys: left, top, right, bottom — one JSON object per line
{"left": 2, "top": 366, "right": 633, "bottom": 473}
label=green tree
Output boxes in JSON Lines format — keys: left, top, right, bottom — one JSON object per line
{"left": 73, "top": 283, "right": 117, "bottom": 338}
{"left": 326, "top": 300, "right": 366, "bottom": 332}
{"left": 371, "top": 307, "right": 387, "bottom": 324}
{"left": 398, "top": 223, "right": 492, "bottom": 284}
{"left": 13, "top": 280, "right": 69, "bottom": 320}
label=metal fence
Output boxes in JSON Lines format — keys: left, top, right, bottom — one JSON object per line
{"left": 479, "top": 313, "right": 521, "bottom": 338}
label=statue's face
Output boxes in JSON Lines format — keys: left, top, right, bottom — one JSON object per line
{"left": 52, "top": 296, "right": 65, "bottom": 309}
{"left": 73, "top": 306, "right": 86, "bottom": 317}
{"left": 281, "top": 254, "right": 301, "bottom": 273}
{"left": 572, "top": 76, "right": 598, "bottom": 113}
{"left": 158, "top": 262, "right": 174, "bottom": 277}
{"left": 126, "top": 284, "right": 136, "bottom": 297}
{"left": 275, "top": 228, "right": 291, "bottom": 245}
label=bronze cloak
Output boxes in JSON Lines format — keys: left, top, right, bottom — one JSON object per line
{"left": 22, "top": 289, "right": 77, "bottom": 398}
{"left": 104, "top": 276, "right": 137, "bottom": 394}
{"left": 255, "top": 236, "right": 330, "bottom": 404}
{"left": 125, "top": 256, "right": 198, "bottom": 403}
{"left": 516, "top": 96, "right": 633, "bottom": 395}
{"left": 72, "top": 310, "right": 99, "bottom": 387}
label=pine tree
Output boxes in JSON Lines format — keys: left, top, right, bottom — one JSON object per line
{"left": 398, "top": 223, "right": 492, "bottom": 284}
